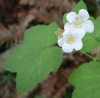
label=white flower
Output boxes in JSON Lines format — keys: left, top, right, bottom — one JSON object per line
{"left": 58, "top": 28, "right": 85, "bottom": 53}
{"left": 64, "top": 9, "right": 94, "bottom": 33}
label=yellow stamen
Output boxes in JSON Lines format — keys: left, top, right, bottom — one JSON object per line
{"left": 73, "top": 18, "right": 83, "bottom": 28}
{"left": 55, "top": 28, "right": 64, "bottom": 38}
{"left": 66, "top": 35, "right": 75, "bottom": 44}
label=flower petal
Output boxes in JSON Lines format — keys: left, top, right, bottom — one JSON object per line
{"left": 63, "top": 29, "right": 71, "bottom": 37}
{"left": 71, "top": 28, "right": 85, "bottom": 39}
{"left": 82, "top": 20, "right": 94, "bottom": 33}
{"left": 62, "top": 43, "right": 73, "bottom": 53}
{"left": 64, "top": 22, "right": 73, "bottom": 30}
{"left": 66, "top": 12, "right": 77, "bottom": 23}
{"left": 64, "top": 23, "right": 74, "bottom": 37}
{"left": 58, "top": 38, "right": 65, "bottom": 47}
{"left": 78, "top": 9, "right": 89, "bottom": 20}
{"left": 73, "top": 40, "right": 83, "bottom": 50}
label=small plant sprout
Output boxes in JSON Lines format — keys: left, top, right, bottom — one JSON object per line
{"left": 64, "top": 9, "right": 94, "bottom": 33}
{"left": 58, "top": 28, "right": 85, "bottom": 53}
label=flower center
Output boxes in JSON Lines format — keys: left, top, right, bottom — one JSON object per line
{"left": 66, "top": 35, "right": 75, "bottom": 44}
{"left": 73, "top": 18, "right": 83, "bottom": 28}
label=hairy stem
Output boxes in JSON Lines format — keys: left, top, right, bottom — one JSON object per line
{"left": 81, "top": 51, "right": 100, "bottom": 61}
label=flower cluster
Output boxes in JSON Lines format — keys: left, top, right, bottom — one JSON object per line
{"left": 57, "top": 9, "right": 94, "bottom": 53}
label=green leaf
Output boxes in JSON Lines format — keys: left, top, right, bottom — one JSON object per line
{"left": 81, "top": 16, "right": 100, "bottom": 52}
{"left": 89, "top": 16, "right": 94, "bottom": 22}
{"left": 63, "top": 0, "right": 87, "bottom": 24}
{"left": 68, "top": 61, "right": 100, "bottom": 98}
{"left": 93, "top": 17, "right": 100, "bottom": 41}
{"left": 63, "top": 13, "right": 68, "bottom": 24}
{"left": 72, "top": 0, "right": 87, "bottom": 13}
{"left": 3, "top": 22, "right": 59, "bottom": 72}
{"left": 16, "top": 47, "right": 62, "bottom": 95}
{"left": 81, "top": 33, "right": 100, "bottom": 52}
{"left": 3, "top": 22, "right": 62, "bottom": 95}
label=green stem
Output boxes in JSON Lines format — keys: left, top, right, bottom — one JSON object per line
{"left": 81, "top": 51, "right": 100, "bottom": 61}
{"left": 81, "top": 51, "right": 95, "bottom": 60}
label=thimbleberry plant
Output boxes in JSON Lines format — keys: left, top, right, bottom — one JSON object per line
{"left": 3, "top": 0, "right": 100, "bottom": 98}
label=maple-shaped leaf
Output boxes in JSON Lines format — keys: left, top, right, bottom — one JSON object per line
{"left": 3, "top": 22, "right": 62, "bottom": 95}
